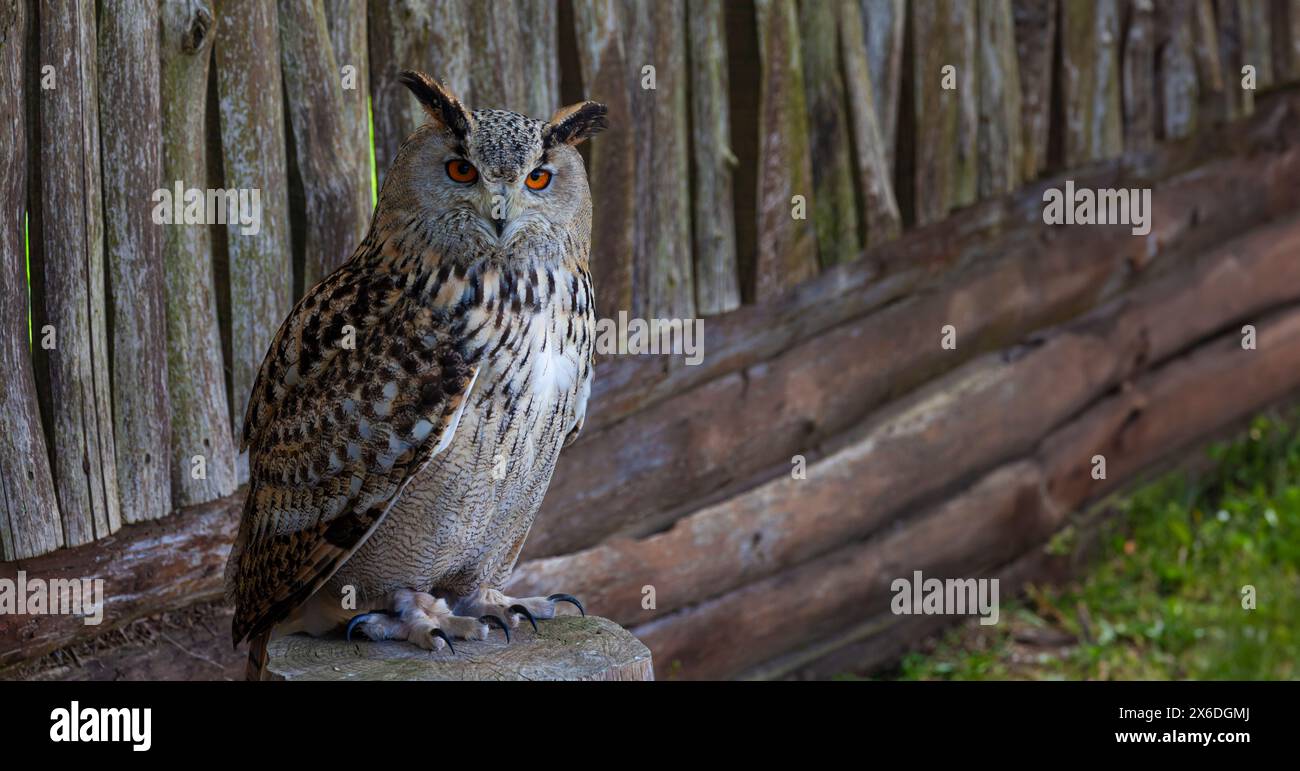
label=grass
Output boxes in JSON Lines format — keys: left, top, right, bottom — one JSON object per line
{"left": 888, "top": 409, "right": 1300, "bottom": 681}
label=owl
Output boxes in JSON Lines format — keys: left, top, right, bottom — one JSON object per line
{"left": 224, "top": 70, "right": 608, "bottom": 678}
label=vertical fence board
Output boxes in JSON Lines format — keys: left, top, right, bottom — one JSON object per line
{"left": 33, "top": 0, "right": 120, "bottom": 546}
{"left": 1192, "top": 0, "right": 1228, "bottom": 125}
{"left": 951, "top": 1, "right": 978, "bottom": 207}
{"left": 98, "top": 0, "right": 170, "bottom": 523}
{"left": 839, "top": 0, "right": 901, "bottom": 248}
{"left": 1240, "top": 0, "right": 1273, "bottom": 88}
{"left": 1012, "top": 0, "right": 1056, "bottom": 180}
{"left": 624, "top": 0, "right": 694, "bottom": 319}
{"left": 687, "top": 0, "right": 741, "bottom": 315}
{"left": 911, "top": 0, "right": 958, "bottom": 225}
{"left": 1271, "top": 0, "right": 1300, "bottom": 81}
{"left": 1061, "top": 0, "right": 1124, "bottom": 166}
{"left": 160, "top": 0, "right": 237, "bottom": 507}
{"left": 1157, "top": 0, "right": 1199, "bottom": 139}
{"left": 467, "top": 1, "right": 527, "bottom": 111}
{"left": 216, "top": 0, "right": 293, "bottom": 462}
{"left": 571, "top": 0, "right": 635, "bottom": 321}
{"left": 753, "top": 0, "right": 817, "bottom": 301}
{"left": 368, "top": 0, "right": 473, "bottom": 189}
{"left": 799, "top": 0, "right": 859, "bottom": 267}
{"left": 860, "top": 0, "right": 904, "bottom": 175}
{"left": 279, "top": 0, "right": 370, "bottom": 286}
{"left": 977, "top": 0, "right": 1024, "bottom": 197}
{"left": 0, "top": 0, "right": 61, "bottom": 560}
{"left": 523, "top": 0, "right": 559, "bottom": 118}
{"left": 1216, "top": 0, "right": 1255, "bottom": 118}
{"left": 1123, "top": 0, "right": 1157, "bottom": 151}
{"left": 324, "top": 0, "right": 374, "bottom": 214}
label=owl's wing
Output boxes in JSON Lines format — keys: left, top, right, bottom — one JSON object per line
{"left": 225, "top": 260, "right": 478, "bottom": 646}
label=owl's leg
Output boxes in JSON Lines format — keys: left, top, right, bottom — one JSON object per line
{"left": 452, "top": 587, "right": 586, "bottom": 633}
{"left": 346, "top": 588, "right": 501, "bottom": 653}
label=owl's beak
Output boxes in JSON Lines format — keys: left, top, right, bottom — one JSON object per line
{"left": 480, "top": 181, "right": 514, "bottom": 241}
{"left": 491, "top": 216, "right": 506, "bottom": 237}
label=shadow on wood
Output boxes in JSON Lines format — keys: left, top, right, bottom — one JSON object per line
{"left": 262, "top": 616, "right": 653, "bottom": 681}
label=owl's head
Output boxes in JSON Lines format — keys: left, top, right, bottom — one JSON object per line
{"left": 383, "top": 70, "right": 608, "bottom": 259}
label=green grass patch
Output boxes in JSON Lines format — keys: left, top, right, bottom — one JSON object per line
{"left": 890, "top": 409, "right": 1300, "bottom": 681}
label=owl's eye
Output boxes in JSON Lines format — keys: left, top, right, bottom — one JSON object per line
{"left": 445, "top": 159, "right": 478, "bottom": 184}
{"left": 525, "top": 168, "right": 553, "bottom": 191}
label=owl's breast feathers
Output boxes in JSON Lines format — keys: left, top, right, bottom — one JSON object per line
{"left": 225, "top": 222, "right": 592, "bottom": 646}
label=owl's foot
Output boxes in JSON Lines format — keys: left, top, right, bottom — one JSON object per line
{"left": 453, "top": 587, "right": 585, "bottom": 634}
{"left": 344, "top": 588, "right": 507, "bottom": 653}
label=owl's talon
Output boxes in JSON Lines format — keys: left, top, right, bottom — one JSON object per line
{"left": 547, "top": 593, "right": 585, "bottom": 617}
{"left": 480, "top": 614, "right": 511, "bottom": 642}
{"left": 346, "top": 612, "right": 386, "bottom": 642}
{"left": 431, "top": 627, "right": 455, "bottom": 654}
{"left": 510, "top": 604, "right": 539, "bottom": 633}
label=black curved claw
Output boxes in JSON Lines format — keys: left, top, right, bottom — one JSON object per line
{"left": 509, "top": 604, "right": 539, "bottom": 633}
{"left": 345, "top": 612, "right": 385, "bottom": 642}
{"left": 547, "top": 593, "right": 586, "bottom": 617}
{"left": 431, "top": 627, "right": 455, "bottom": 654}
{"left": 480, "top": 614, "right": 511, "bottom": 643}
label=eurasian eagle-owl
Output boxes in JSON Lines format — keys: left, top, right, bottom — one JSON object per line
{"left": 224, "top": 71, "right": 608, "bottom": 677}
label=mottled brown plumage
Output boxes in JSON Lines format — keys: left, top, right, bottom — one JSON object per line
{"left": 225, "top": 71, "right": 607, "bottom": 672}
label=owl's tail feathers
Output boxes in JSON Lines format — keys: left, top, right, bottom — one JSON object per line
{"left": 244, "top": 630, "right": 272, "bottom": 682}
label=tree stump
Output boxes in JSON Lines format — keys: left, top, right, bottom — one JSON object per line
{"left": 263, "top": 616, "right": 654, "bottom": 681}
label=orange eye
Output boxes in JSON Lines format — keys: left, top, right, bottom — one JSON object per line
{"left": 445, "top": 159, "right": 478, "bottom": 183}
{"left": 525, "top": 168, "right": 552, "bottom": 191}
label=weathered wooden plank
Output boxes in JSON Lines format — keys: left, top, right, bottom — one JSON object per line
{"left": 951, "top": 0, "right": 979, "bottom": 207}
{"left": 1271, "top": 0, "right": 1300, "bottom": 82}
{"left": 1240, "top": 0, "right": 1274, "bottom": 88}
{"left": 860, "top": 0, "right": 905, "bottom": 175}
{"left": 751, "top": 0, "right": 818, "bottom": 300}
{"left": 799, "top": 0, "right": 859, "bottom": 266}
{"left": 1217, "top": 0, "right": 1255, "bottom": 118}
{"left": 522, "top": 105, "right": 1300, "bottom": 560}
{"left": 513, "top": 213, "right": 1300, "bottom": 625}
{"left": 32, "top": 0, "right": 121, "bottom": 545}
{"left": 1011, "top": 0, "right": 1057, "bottom": 180}
{"left": 98, "top": 1, "right": 170, "bottom": 523}
{"left": 1192, "top": 0, "right": 1226, "bottom": 95}
{"left": 0, "top": 0, "right": 61, "bottom": 560}
{"left": 324, "top": 0, "right": 374, "bottom": 214}
{"left": 522, "top": 0, "right": 559, "bottom": 119}
{"left": 910, "top": 0, "right": 958, "bottom": 224}
{"left": 571, "top": 0, "right": 636, "bottom": 320}
{"left": 1156, "top": 0, "right": 1200, "bottom": 140}
{"left": 278, "top": 0, "right": 370, "bottom": 286}
{"left": 215, "top": 0, "right": 293, "bottom": 459}
{"left": 1060, "top": 0, "right": 1124, "bottom": 166}
{"left": 687, "top": 0, "right": 741, "bottom": 315}
{"left": 977, "top": 0, "right": 1024, "bottom": 196}
{"left": 367, "top": 0, "right": 473, "bottom": 188}
{"left": 464, "top": 0, "right": 557, "bottom": 117}
{"left": 1123, "top": 0, "right": 1158, "bottom": 151}
{"left": 622, "top": 0, "right": 694, "bottom": 318}
{"left": 839, "top": 0, "right": 901, "bottom": 247}
{"left": 160, "top": 0, "right": 237, "bottom": 507}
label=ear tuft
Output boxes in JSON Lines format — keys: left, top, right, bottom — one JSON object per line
{"left": 543, "top": 101, "right": 609, "bottom": 148}
{"left": 399, "top": 70, "right": 472, "bottom": 140}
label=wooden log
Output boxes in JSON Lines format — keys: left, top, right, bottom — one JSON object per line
{"left": 1156, "top": 0, "right": 1200, "bottom": 140}
{"left": 367, "top": 0, "right": 472, "bottom": 188}
{"left": 215, "top": 0, "right": 294, "bottom": 453}
{"left": 799, "top": 0, "right": 859, "bottom": 266}
{"left": 0, "top": 491, "right": 242, "bottom": 669}
{"left": 278, "top": 0, "right": 370, "bottom": 285}
{"left": 1011, "top": 0, "right": 1057, "bottom": 180}
{"left": 522, "top": 107, "right": 1300, "bottom": 561}
{"left": 324, "top": 0, "right": 374, "bottom": 209}
{"left": 571, "top": 0, "right": 636, "bottom": 321}
{"left": 860, "top": 0, "right": 905, "bottom": 175}
{"left": 1271, "top": 0, "right": 1300, "bottom": 82}
{"left": 624, "top": 0, "right": 694, "bottom": 319}
{"left": 98, "top": 1, "right": 170, "bottom": 523}
{"left": 1060, "top": 0, "right": 1124, "bottom": 166}
{"left": 1240, "top": 0, "right": 1274, "bottom": 88}
{"left": 839, "top": 0, "right": 902, "bottom": 247}
{"left": 1123, "top": 0, "right": 1158, "bottom": 151}
{"left": 687, "top": 0, "right": 741, "bottom": 315}
{"left": 977, "top": 0, "right": 1024, "bottom": 196}
{"left": 263, "top": 616, "right": 653, "bottom": 681}
{"left": 909, "top": 0, "right": 959, "bottom": 224}
{"left": 752, "top": 0, "right": 818, "bottom": 300}
{"left": 0, "top": 0, "right": 61, "bottom": 560}
{"left": 31, "top": 0, "right": 121, "bottom": 546}
{"left": 633, "top": 296, "right": 1300, "bottom": 679}
{"left": 160, "top": 0, "right": 238, "bottom": 507}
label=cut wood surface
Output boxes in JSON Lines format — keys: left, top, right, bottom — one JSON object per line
{"left": 263, "top": 616, "right": 653, "bottom": 681}
{"left": 160, "top": 0, "right": 237, "bottom": 508}
{"left": 32, "top": 0, "right": 121, "bottom": 547}
{"left": 0, "top": 0, "right": 61, "bottom": 561}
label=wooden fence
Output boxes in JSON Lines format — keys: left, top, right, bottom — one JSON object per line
{"left": 2, "top": 0, "right": 1300, "bottom": 679}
